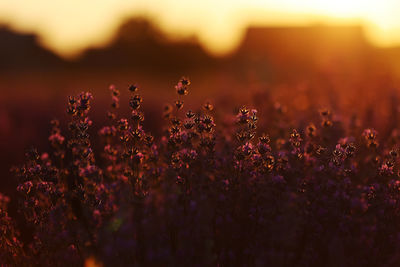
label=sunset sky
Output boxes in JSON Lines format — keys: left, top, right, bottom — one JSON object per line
{"left": 0, "top": 0, "right": 399, "bottom": 58}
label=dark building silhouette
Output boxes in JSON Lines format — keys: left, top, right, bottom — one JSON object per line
{"left": 231, "top": 25, "right": 376, "bottom": 78}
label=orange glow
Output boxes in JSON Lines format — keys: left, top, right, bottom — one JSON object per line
{"left": 84, "top": 257, "right": 103, "bottom": 267}
{"left": 0, "top": 0, "right": 399, "bottom": 58}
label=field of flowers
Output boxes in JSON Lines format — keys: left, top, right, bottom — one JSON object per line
{"left": 3, "top": 75, "right": 400, "bottom": 266}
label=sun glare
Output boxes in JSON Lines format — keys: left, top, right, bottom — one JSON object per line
{"left": 307, "top": 0, "right": 373, "bottom": 17}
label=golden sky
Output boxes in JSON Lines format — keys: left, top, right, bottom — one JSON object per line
{"left": 0, "top": 0, "right": 399, "bottom": 58}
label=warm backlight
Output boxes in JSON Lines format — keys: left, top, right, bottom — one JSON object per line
{"left": 0, "top": 0, "right": 399, "bottom": 58}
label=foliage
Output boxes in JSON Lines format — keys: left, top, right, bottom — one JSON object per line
{"left": 4, "top": 78, "right": 400, "bottom": 266}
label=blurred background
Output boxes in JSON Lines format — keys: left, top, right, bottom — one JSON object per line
{"left": 1, "top": 0, "right": 400, "bottom": 194}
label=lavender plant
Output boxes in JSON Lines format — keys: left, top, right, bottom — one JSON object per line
{"left": 4, "top": 78, "right": 400, "bottom": 266}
